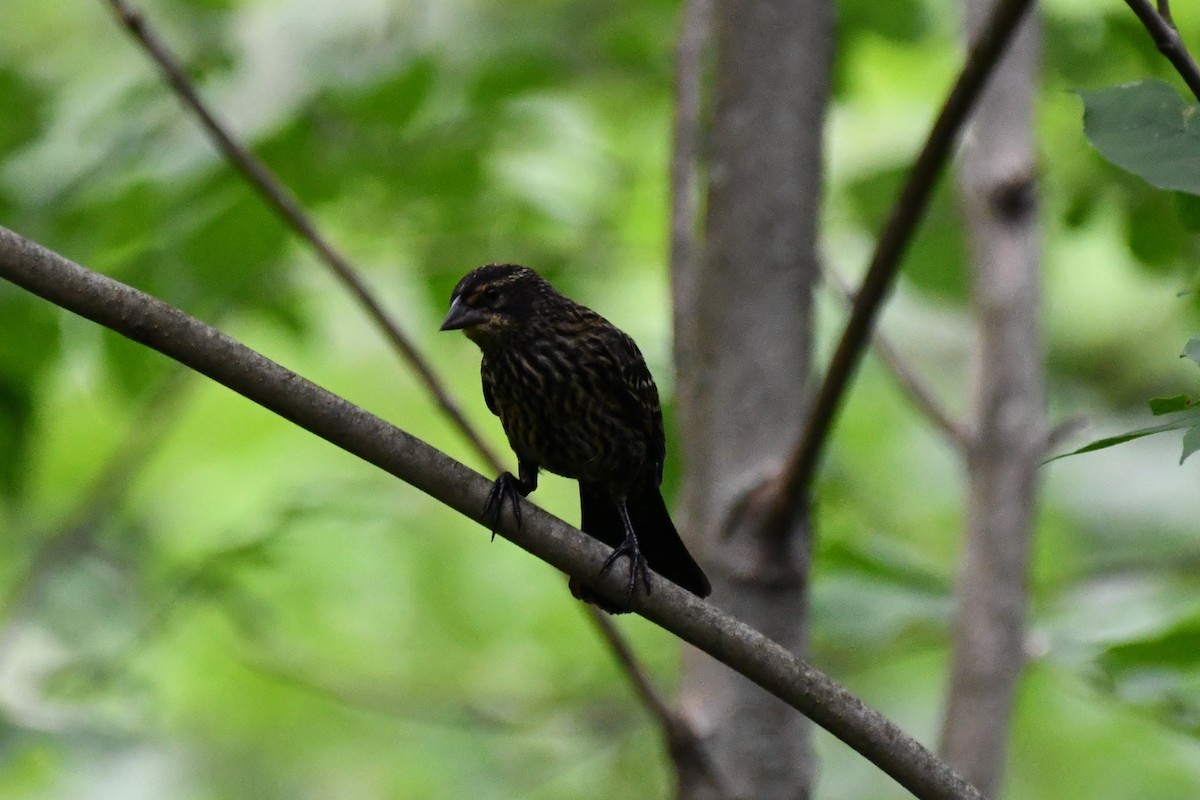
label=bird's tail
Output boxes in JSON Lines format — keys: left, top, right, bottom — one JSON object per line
{"left": 577, "top": 484, "right": 711, "bottom": 602}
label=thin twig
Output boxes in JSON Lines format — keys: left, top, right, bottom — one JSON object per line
{"left": 1044, "top": 414, "right": 1088, "bottom": 454}
{"left": 586, "top": 610, "right": 681, "bottom": 724}
{"left": 0, "top": 223, "right": 987, "bottom": 800}
{"left": 242, "top": 648, "right": 526, "bottom": 732}
{"left": 1125, "top": 0, "right": 1200, "bottom": 101}
{"left": 936, "top": 5, "right": 1042, "bottom": 792}
{"left": 823, "top": 267, "right": 968, "bottom": 446}
{"left": 1156, "top": 0, "right": 1175, "bottom": 27}
{"left": 102, "top": 0, "right": 503, "bottom": 471}
{"left": 764, "top": 0, "right": 1036, "bottom": 529}
{"left": 584, "top": 609, "right": 731, "bottom": 793}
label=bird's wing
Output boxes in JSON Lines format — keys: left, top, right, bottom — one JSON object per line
{"left": 610, "top": 329, "right": 667, "bottom": 478}
{"left": 481, "top": 358, "right": 499, "bottom": 416}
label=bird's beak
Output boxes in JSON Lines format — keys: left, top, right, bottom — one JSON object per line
{"left": 440, "top": 296, "right": 487, "bottom": 331}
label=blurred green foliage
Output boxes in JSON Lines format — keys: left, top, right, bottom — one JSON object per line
{"left": 2, "top": 0, "right": 1200, "bottom": 798}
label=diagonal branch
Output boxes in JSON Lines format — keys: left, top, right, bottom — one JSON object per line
{"left": 1156, "top": 0, "right": 1175, "bottom": 27}
{"left": 583, "top": 609, "right": 731, "bottom": 794}
{"left": 100, "top": 0, "right": 681, "bottom": 742}
{"left": 0, "top": 225, "right": 983, "bottom": 800}
{"left": 823, "top": 267, "right": 968, "bottom": 446}
{"left": 102, "top": 0, "right": 502, "bottom": 471}
{"left": 764, "top": 0, "right": 1036, "bottom": 527}
{"left": 1125, "top": 0, "right": 1200, "bottom": 101}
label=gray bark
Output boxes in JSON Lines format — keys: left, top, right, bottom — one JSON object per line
{"left": 673, "top": 0, "right": 834, "bottom": 797}
{"left": 939, "top": 4, "right": 1045, "bottom": 797}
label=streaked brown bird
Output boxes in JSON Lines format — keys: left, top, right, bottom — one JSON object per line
{"left": 440, "top": 263, "right": 711, "bottom": 612}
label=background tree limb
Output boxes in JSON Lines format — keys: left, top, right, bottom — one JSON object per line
{"left": 938, "top": 3, "right": 1045, "bottom": 796}
{"left": 674, "top": 0, "right": 832, "bottom": 795}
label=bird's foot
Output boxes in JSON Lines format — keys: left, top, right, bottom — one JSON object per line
{"left": 483, "top": 472, "right": 529, "bottom": 540}
{"left": 600, "top": 534, "right": 652, "bottom": 607}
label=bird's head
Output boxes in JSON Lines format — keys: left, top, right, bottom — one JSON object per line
{"left": 440, "top": 263, "right": 549, "bottom": 342}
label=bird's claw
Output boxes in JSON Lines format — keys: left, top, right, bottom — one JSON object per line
{"left": 600, "top": 538, "right": 652, "bottom": 606}
{"left": 484, "top": 472, "right": 525, "bottom": 540}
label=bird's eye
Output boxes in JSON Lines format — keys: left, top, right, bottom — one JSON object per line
{"left": 482, "top": 287, "right": 501, "bottom": 304}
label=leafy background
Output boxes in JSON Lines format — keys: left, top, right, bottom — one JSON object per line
{"left": 2, "top": 0, "right": 1200, "bottom": 797}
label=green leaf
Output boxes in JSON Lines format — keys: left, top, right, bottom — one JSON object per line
{"left": 1184, "top": 337, "right": 1200, "bottom": 367}
{"left": 1181, "top": 425, "right": 1200, "bottom": 464}
{"left": 1046, "top": 406, "right": 1200, "bottom": 461}
{"left": 1149, "top": 394, "right": 1193, "bottom": 415}
{"left": 1102, "top": 615, "right": 1200, "bottom": 672}
{"left": 1097, "top": 613, "right": 1200, "bottom": 736}
{"left": 1079, "top": 80, "right": 1200, "bottom": 196}
{"left": 1174, "top": 192, "right": 1200, "bottom": 231}
{"left": 1126, "top": 188, "right": 1194, "bottom": 270}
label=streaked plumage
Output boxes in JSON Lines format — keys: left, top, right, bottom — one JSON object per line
{"left": 440, "top": 263, "right": 710, "bottom": 612}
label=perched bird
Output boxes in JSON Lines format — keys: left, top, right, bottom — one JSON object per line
{"left": 440, "top": 263, "right": 711, "bottom": 612}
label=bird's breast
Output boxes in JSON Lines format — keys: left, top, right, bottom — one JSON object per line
{"left": 482, "top": 339, "right": 653, "bottom": 487}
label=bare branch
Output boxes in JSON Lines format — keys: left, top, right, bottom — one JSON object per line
{"left": 101, "top": 0, "right": 503, "bottom": 471}
{"left": 938, "top": 5, "right": 1044, "bottom": 795}
{"left": 1125, "top": 0, "right": 1200, "bottom": 101}
{"left": 823, "top": 267, "right": 967, "bottom": 446}
{"left": 583, "top": 609, "right": 732, "bottom": 795}
{"left": 763, "top": 0, "right": 1036, "bottom": 529}
{"left": 1156, "top": 0, "right": 1175, "bottom": 27}
{"left": 241, "top": 649, "right": 525, "bottom": 732}
{"left": 0, "top": 225, "right": 983, "bottom": 800}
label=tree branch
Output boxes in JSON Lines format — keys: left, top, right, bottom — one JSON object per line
{"left": 765, "top": 0, "right": 1036, "bottom": 526}
{"left": 937, "top": 4, "right": 1044, "bottom": 795}
{"left": 823, "top": 267, "right": 967, "bottom": 446}
{"left": 240, "top": 647, "right": 526, "bottom": 732}
{"left": 101, "top": 0, "right": 502, "bottom": 471}
{"left": 1124, "top": 0, "right": 1200, "bottom": 101}
{"left": 1156, "top": 0, "right": 1175, "bottom": 27}
{"left": 0, "top": 225, "right": 983, "bottom": 800}
{"left": 582, "top": 604, "right": 691, "bottom": 753}
{"left": 583, "top": 609, "right": 732, "bottom": 795}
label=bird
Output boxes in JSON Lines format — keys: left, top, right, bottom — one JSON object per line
{"left": 440, "top": 263, "right": 711, "bottom": 613}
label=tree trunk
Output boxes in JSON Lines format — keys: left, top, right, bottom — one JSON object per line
{"left": 672, "top": 0, "right": 834, "bottom": 797}
{"left": 939, "top": 3, "right": 1045, "bottom": 797}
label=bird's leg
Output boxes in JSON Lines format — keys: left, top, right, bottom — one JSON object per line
{"left": 599, "top": 496, "right": 652, "bottom": 605}
{"left": 483, "top": 460, "right": 538, "bottom": 539}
